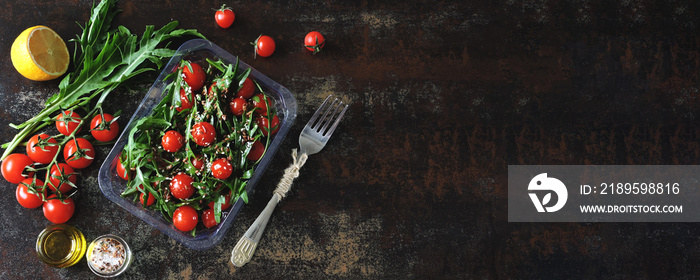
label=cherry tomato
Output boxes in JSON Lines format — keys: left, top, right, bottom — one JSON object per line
{"left": 191, "top": 154, "right": 205, "bottom": 170}
{"left": 257, "top": 115, "right": 280, "bottom": 136}
{"left": 2, "top": 153, "right": 35, "bottom": 184}
{"left": 90, "top": 113, "right": 120, "bottom": 142}
{"left": 139, "top": 192, "right": 156, "bottom": 206}
{"left": 207, "top": 191, "right": 232, "bottom": 210}
{"left": 16, "top": 178, "right": 45, "bottom": 209}
{"left": 170, "top": 173, "right": 195, "bottom": 200}
{"left": 63, "top": 138, "right": 95, "bottom": 169}
{"left": 211, "top": 158, "right": 233, "bottom": 180}
{"left": 162, "top": 130, "right": 185, "bottom": 152}
{"left": 116, "top": 157, "right": 129, "bottom": 180}
{"left": 43, "top": 195, "right": 75, "bottom": 224}
{"left": 26, "top": 133, "right": 59, "bottom": 164}
{"left": 246, "top": 140, "right": 265, "bottom": 162}
{"left": 215, "top": 4, "right": 235, "bottom": 28}
{"left": 254, "top": 35, "right": 276, "bottom": 58}
{"left": 173, "top": 205, "right": 198, "bottom": 232}
{"left": 176, "top": 88, "right": 194, "bottom": 112}
{"left": 201, "top": 208, "right": 219, "bottom": 228}
{"left": 182, "top": 62, "right": 206, "bottom": 92}
{"left": 236, "top": 78, "right": 255, "bottom": 99}
{"left": 252, "top": 94, "right": 269, "bottom": 116}
{"left": 304, "top": 31, "right": 326, "bottom": 54}
{"left": 191, "top": 122, "right": 216, "bottom": 147}
{"left": 55, "top": 110, "right": 82, "bottom": 136}
{"left": 48, "top": 163, "right": 77, "bottom": 194}
{"left": 229, "top": 97, "right": 246, "bottom": 117}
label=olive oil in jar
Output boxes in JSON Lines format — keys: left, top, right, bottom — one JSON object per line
{"left": 36, "top": 224, "right": 86, "bottom": 267}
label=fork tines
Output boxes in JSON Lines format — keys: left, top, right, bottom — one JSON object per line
{"left": 308, "top": 95, "right": 349, "bottom": 137}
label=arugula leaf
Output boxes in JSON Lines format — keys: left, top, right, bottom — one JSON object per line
{"left": 1, "top": 0, "right": 204, "bottom": 160}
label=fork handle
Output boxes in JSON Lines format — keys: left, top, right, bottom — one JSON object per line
{"left": 231, "top": 150, "right": 308, "bottom": 267}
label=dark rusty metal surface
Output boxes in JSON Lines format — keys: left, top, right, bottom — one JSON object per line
{"left": 1, "top": 0, "right": 699, "bottom": 278}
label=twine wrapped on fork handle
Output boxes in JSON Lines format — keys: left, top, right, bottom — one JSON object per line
{"left": 273, "top": 149, "right": 308, "bottom": 199}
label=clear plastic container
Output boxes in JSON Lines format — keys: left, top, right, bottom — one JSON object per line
{"left": 97, "top": 39, "right": 297, "bottom": 250}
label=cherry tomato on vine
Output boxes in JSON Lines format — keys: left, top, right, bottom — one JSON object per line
{"left": 176, "top": 88, "right": 194, "bottom": 112}
{"left": 55, "top": 110, "right": 82, "bottom": 136}
{"left": 63, "top": 138, "right": 95, "bottom": 169}
{"left": 26, "top": 133, "right": 59, "bottom": 164}
{"left": 215, "top": 4, "right": 235, "bottom": 28}
{"left": 2, "top": 153, "right": 35, "bottom": 184}
{"left": 140, "top": 192, "right": 156, "bottom": 206}
{"left": 182, "top": 62, "right": 206, "bottom": 92}
{"left": 253, "top": 35, "right": 275, "bottom": 58}
{"left": 247, "top": 140, "right": 265, "bottom": 162}
{"left": 304, "top": 31, "right": 325, "bottom": 54}
{"left": 201, "top": 208, "right": 219, "bottom": 228}
{"left": 43, "top": 195, "right": 75, "bottom": 224}
{"left": 257, "top": 115, "right": 280, "bottom": 136}
{"left": 191, "top": 122, "right": 216, "bottom": 147}
{"left": 16, "top": 178, "right": 45, "bottom": 209}
{"left": 252, "top": 94, "right": 269, "bottom": 116}
{"left": 90, "top": 113, "right": 120, "bottom": 142}
{"left": 48, "top": 163, "right": 77, "bottom": 194}
{"left": 211, "top": 158, "right": 233, "bottom": 180}
{"left": 236, "top": 78, "right": 255, "bottom": 99}
{"left": 162, "top": 130, "right": 185, "bottom": 152}
{"left": 229, "top": 97, "right": 246, "bottom": 117}
{"left": 170, "top": 173, "right": 195, "bottom": 200}
{"left": 173, "top": 205, "right": 198, "bottom": 231}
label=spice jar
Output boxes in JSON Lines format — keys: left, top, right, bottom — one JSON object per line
{"left": 36, "top": 224, "right": 87, "bottom": 267}
{"left": 86, "top": 234, "right": 132, "bottom": 277}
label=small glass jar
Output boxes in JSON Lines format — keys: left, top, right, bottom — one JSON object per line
{"left": 36, "top": 224, "right": 86, "bottom": 267}
{"left": 86, "top": 234, "right": 132, "bottom": 277}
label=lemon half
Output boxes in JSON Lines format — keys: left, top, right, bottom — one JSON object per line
{"left": 10, "top": 26, "right": 70, "bottom": 81}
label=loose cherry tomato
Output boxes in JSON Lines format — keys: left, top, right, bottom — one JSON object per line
{"left": 90, "top": 113, "right": 120, "bottom": 142}
{"left": 176, "top": 88, "right": 194, "bottom": 112}
{"left": 2, "top": 153, "right": 35, "bottom": 184}
{"left": 43, "top": 195, "right": 75, "bottom": 224}
{"left": 253, "top": 35, "right": 276, "bottom": 58}
{"left": 229, "top": 97, "right": 246, "bottom": 117}
{"left": 211, "top": 158, "right": 233, "bottom": 180}
{"left": 215, "top": 4, "right": 235, "bottom": 28}
{"left": 191, "top": 154, "right": 205, "bottom": 170}
{"left": 162, "top": 130, "right": 185, "bottom": 152}
{"left": 207, "top": 191, "right": 232, "bottom": 210}
{"left": 63, "top": 138, "right": 95, "bottom": 169}
{"left": 26, "top": 133, "right": 59, "bottom": 164}
{"left": 140, "top": 192, "right": 156, "bottom": 206}
{"left": 304, "top": 31, "right": 326, "bottom": 54}
{"left": 16, "top": 178, "right": 45, "bottom": 209}
{"left": 170, "top": 173, "right": 195, "bottom": 200}
{"left": 173, "top": 205, "right": 198, "bottom": 231}
{"left": 257, "top": 115, "right": 280, "bottom": 136}
{"left": 246, "top": 140, "right": 265, "bottom": 162}
{"left": 191, "top": 122, "right": 216, "bottom": 147}
{"left": 48, "top": 163, "right": 77, "bottom": 194}
{"left": 116, "top": 157, "right": 129, "bottom": 180}
{"left": 236, "top": 78, "right": 255, "bottom": 99}
{"left": 55, "top": 110, "right": 82, "bottom": 136}
{"left": 182, "top": 62, "right": 206, "bottom": 92}
{"left": 201, "top": 208, "right": 219, "bottom": 228}
{"left": 252, "top": 94, "right": 269, "bottom": 116}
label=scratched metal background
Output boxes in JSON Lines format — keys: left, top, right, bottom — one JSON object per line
{"left": 1, "top": 0, "right": 699, "bottom": 278}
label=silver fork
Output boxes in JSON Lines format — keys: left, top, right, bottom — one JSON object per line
{"left": 231, "top": 95, "right": 348, "bottom": 267}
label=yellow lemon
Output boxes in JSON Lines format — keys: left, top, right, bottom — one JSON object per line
{"left": 10, "top": 26, "right": 70, "bottom": 81}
